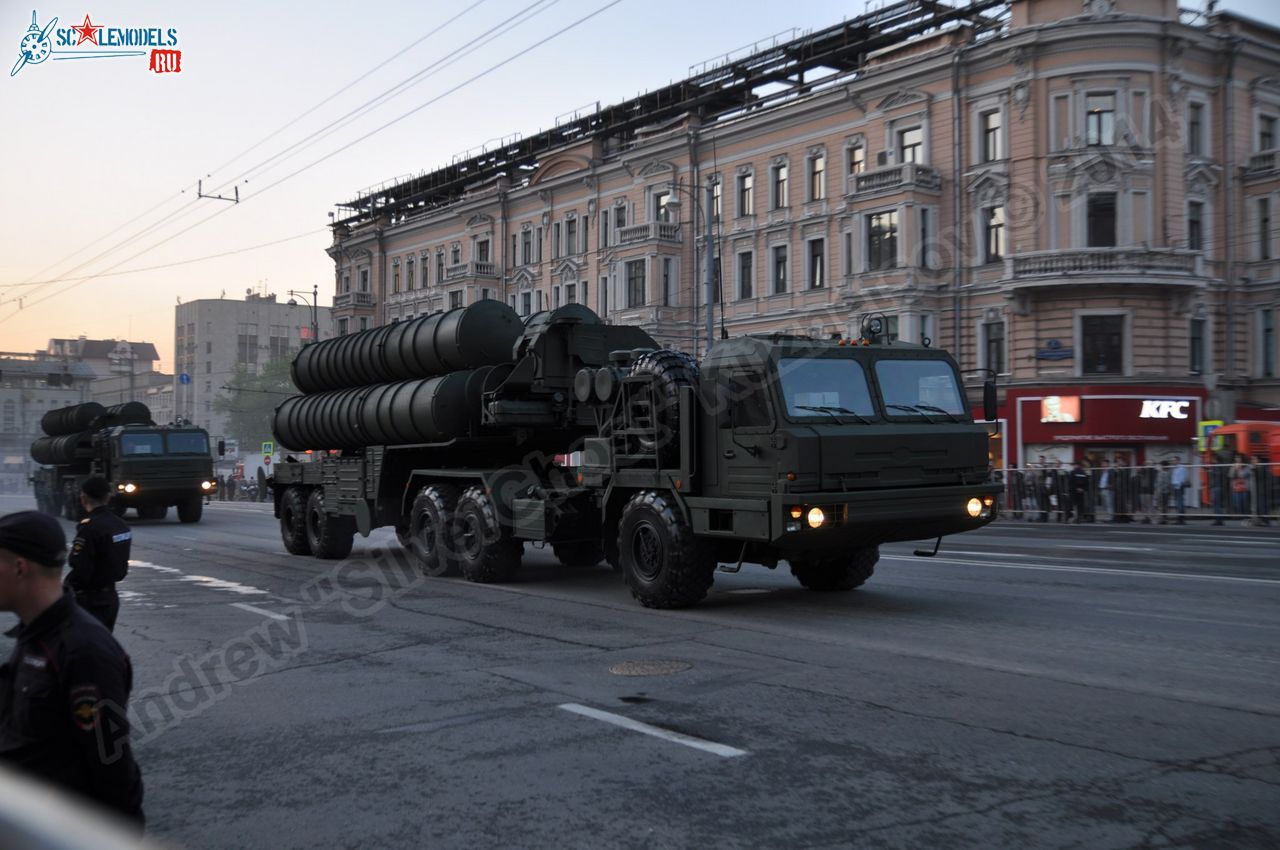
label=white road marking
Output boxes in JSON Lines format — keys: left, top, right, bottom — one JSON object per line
{"left": 1099, "top": 608, "right": 1280, "bottom": 630}
{"left": 885, "top": 554, "right": 1280, "bottom": 586}
{"left": 559, "top": 703, "right": 748, "bottom": 758}
{"left": 229, "top": 602, "right": 291, "bottom": 621}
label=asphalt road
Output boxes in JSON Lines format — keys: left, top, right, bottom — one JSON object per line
{"left": 2, "top": 493, "right": 1278, "bottom": 850}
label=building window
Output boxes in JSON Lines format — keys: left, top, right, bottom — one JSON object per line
{"left": 919, "top": 208, "right": 931, "bottom": 268}
{"left": 359, "top": 269, "right": 369, "bottom": 291}
{"left": 1259, "top": 198, "right": 1272, "bottom": 261}
{"left": 449, "top": 291, "right": 463, "bottom": 309}
{"left": 520, "top": 291, "right": 532, "bottom": 316}
{"left": 1264, "top": 309, "right": 1276, "bottom": 378}
{"left": 477, "top": 239, "right": 491, "bottom": 263}
{"left": 983, "top": 206, "right": 1005, "bottom": 263}
{"left": 235, "top": 323, "right": 258, "bottom": 365}
{"left": 808, "top": 239, "right": 825, "bottom": 289}
{"left": 626, "top": 260, "right": 646, "bottom": 308}
{"left": 392, "top": 265, "right": 400, "bottom": 294}
{"left": 981, "top": 110, "right": 1002, "bottom": 162}
{"left": 553, "top": 286, "right": 561, "bottom": 309}
{"left": 437, "top": 251, "right": 445, "bottom": 282}
{"left": 337, "top": 318, "right": 349, "bottom": 336}
{"left": 450, "top": 244, "right": 461, "bottom": 266}
{"left": 566, "top": 218, "right": 578, "bottom": 254}
{"left": 614, "top": 205, "right": 627, "bottom": 232}
{"left": 552, "top": 223, "right": 562, "bottom": 259}
{"left": 983, "top": 321, "right": 1006, "bottom": 374}
{"left": 1081, "top": 314, "right": 1125, "bottom": 375}
{"left": 599, "top": 211, "right": 610, "bottom": 248}
{"left": 1087, "top": 193, "right": 1117, "bottom": 248}
{"left": 711, "top": 179, "right": 722, "bottom": 222}
{"left": 565, "top": 283, "right": 576, "bottom": 304}
{"left": 359, "top": 317, "right": 369, "bottom": 331}
{"left": 737, "top": 252, "right": 753, "bottom": 300}
{"left": 867, "top": 211, "right": 898, "bottom": 271}
{"left": 737, "top": 173, "right": 754, "bottom": 216}
{"left": 1261, "top": 115, "right": 1276, "bottom": 151}
{"left": 772, "top": 245, "right": 788, "bottom": 295}
{"left": 1187, "top": 103, "right": 1204, "bottom": 156}
{"left": 712, "top": 257, "right": 721, "bottom": 303}
{"left": 898, "top": 126, "right": 923, "bottom": 163}
{"left": 772, "top": 163, "right": 788, "bottom": 209}
{"left": 661, "top": 258, "right": 674, "bottom": 306}
{"left": 848, "top": 144, "right": 865, "bottom": 175}
{"left": 1189, "top": 317, "right": 1205, "bottom": 374}
{"left": 884, "top": 316, "right": 900, "bottom": 343}
{"left": 342, "top": 274, "right": 350, "bottom": 293}
{"left": 808, "top": 153, "right": 826, "bottom": 201}
{"left": 1086, "top": 94, "right": 1115, "bottom": 146}
{"left": 1187, "top": 201, "right": 1204, "bottom": 251}
{"left": 653, "top": 192, "right": 672, "bottom": 223}
{"left": 521, "top": 231, "right": 533, "bottom": 266}
{"left": 406, "top": 258, "right": 415, "bottom": 290}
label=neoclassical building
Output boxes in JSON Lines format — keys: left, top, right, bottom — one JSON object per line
{"left": 328, "top": 0, "right": 1280, "bottom": 469}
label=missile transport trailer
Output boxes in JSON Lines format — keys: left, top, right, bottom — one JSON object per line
{"left": 31, "top": 401, "right": 219, "bottom": 522}
{"left": 270, "top": 302, "right": 1001, "bottom": 609}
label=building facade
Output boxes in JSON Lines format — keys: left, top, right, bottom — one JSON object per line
{"left": 328, "top": 0, "right": 1280, "bottom": 470}
{"left": 173, "top": 292, "right": 333, "bottom": 438}
{"left": 0, "top": 353, "right": 95, "bottom": 493}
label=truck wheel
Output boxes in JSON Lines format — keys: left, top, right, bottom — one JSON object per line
{"left": 409, "top": 484, "right": 461, "bottom": 577}
{"left": 177, "top": 496, "right": 203, "bottom": 524}
{"left": 628, "top": 350, "right": 698, "bottom": 466}
{"left": 788, "top": 546, "right": 878, "bottom": 592}
{"left": 305, "top": 489, "right": 354, "bottom": 560}
{"left": 553, "top": 541, "right": 604, "bottom": 568}
{"left": 279, "top": 487, "right": 311, "bottom": 555}
{"left": 618, "top": 491, "right": 716, "bottom": 609}
{"left": 451, "top": 486, "right": 521, "bottom": 583}
{"left": 138, "top": 505, "right": 167, "bottom": 521}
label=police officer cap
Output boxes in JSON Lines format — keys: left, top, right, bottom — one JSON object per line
{"left": 0, "top": 510, "right": 67, "bottom": 568}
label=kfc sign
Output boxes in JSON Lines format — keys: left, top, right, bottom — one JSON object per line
{"left": 1139, "top": 400, "right": 1190, "bottom": 420}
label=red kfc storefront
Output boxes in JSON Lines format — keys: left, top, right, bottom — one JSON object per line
{"left": 1000, "top": 386, "right": 1208, "bottom": 470}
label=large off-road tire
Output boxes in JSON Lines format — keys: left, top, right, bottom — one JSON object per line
{"left": 451, "top": 485, "right": 521, "bottom": 583}
{"left": 279, "top": 487, "right": 311, "bottom": 555}
{"left": 617, "top": 491, "right": 716, "bottom": 609}
{"left": 628, "top": 350, "right": 698, "bottom": 467}
{"left": 409, "top": 484, "right": 461, "bottom": 577}
{"left": 553, "top": 540, "right": 604, "bottom": 568}
{"left": 305, "top": 488, "right": 354, "bottom": 560}
{"left": 138, "top": 505, "right": 168, "bottom": 521}
{"left": 177, "top": 496, "right": 203, "bottom": 524}
{"left": 788, "top": 546, "right": 878, "bottom": 592}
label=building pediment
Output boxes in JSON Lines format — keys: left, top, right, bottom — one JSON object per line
{"left": 529, "top": 153, "right": 593, "bottom": 186}
{"left": 877, "top": 88, "right": 929, "bottom": 111}
{"left": 465, "top": 213, "right": 494, "bottom": 230}
{"left": 512, "top": 268, "right": 538, "bottom": 288}
{"left": 1250, "top": 75, "right": 1280, "bottom": 102}
{"left": 1184, "top": 161, "right": 1220, "bottom": 196}
{"left": 622, "top": 158, "right": 676, "bottom": 179}
{"left": 966, "top": 169, "right": 1009, "bottom": 204}
{"left": 553, "top": 259, "right": 582, "bottom": 281}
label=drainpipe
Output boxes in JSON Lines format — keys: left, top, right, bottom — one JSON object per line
{"left": 951, "top": 48, "right": 965, "bottom": 360}
{"left": 1222, "top": 35, "right": 1240, "bottom": 383}
{"left": 500, "top": 190, "right": 509, "bottom": 307}
{"left": 688, "top": 128, "right": 701, "bottom": 356}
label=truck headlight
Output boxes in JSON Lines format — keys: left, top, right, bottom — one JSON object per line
{"left": 966, "top": 497, "right": 982, "bottom": 518}
{"left": 121, "top": 483, "right": 137, "bottom": 494}
{"left": 200, "top": 480, "right": 215, "bottom": 490}
{"left": 806, "top": 507, "right": 826, "bottom": 529}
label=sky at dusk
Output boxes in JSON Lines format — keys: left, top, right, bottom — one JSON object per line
{"left": 1, "top": 0, "right": 1276, "bottom": 372}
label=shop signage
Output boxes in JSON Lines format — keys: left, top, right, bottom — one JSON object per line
{"left": 1034, "top": 339, "right": 1073, "bottom": 361}
{"left": 1138, "top": 400, "right": 1190, "bottom": 420}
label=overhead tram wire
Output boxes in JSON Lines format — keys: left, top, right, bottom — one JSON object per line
{"left": 0, "top": 2, "right": 494, "bottom": 301}
{"left": 0, "top": 0, "right": 630, "bottom": 323}
{"left": 2, "top": 0, "right": 559, "bottom": 310}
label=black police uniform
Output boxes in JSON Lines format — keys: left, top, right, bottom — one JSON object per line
{"left": 0, "top": 589, "right": 145, "bottom": 824}
{"left": 66, "top": 506, "right": 132, "bottom": 633}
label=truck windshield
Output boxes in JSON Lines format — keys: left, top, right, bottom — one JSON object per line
{"left": 166, "top": 432, "right": 209, "bottom": 454}
{"left": 874, "top": 359, "right": 967, "bottom": 417}
{"left": 777, "top": 357, "right": 875, "bottom": 419}
{"left": 120, "top": 434, "right": 164, "bottom": 455}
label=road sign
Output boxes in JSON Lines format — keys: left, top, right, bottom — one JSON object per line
{"left": 261, "top": 441, "right": 274, "bottom": 455}
{"left": 179, "top": 373, "right": 191, "bottom": 385}
{"left": 263, "top": 456, "right": 272, "bottom": 466}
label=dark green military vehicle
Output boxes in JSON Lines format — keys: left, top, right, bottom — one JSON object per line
{"left": 31, "top": 401, "right": 219, "bottom": 522}
{"left": 270, "top": 303, "right": 999, "bottom": 609}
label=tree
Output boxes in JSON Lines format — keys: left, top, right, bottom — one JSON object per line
{"left": 212, "top": 357, "right": 296, "bottom": 449}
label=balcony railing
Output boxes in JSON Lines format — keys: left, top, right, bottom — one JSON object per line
{"left": 1245, "top": 149, "right": 1278, "bottom": 175}
{"left": 848, "top": 162, "right": 942, "bottom": 196}
{"left": 445, "top": 261, "right": 498, "bottom": 280}
{"left": 1008, "top": 248, "right": 1200, "bottom": 280}
{"left": 616, "top": 221, "right": 682, "bottom": 245}
{"left": 332, "top": 292, "right": 374, "bottom": 309}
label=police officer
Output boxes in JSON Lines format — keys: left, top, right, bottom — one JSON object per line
{"left": 0, "top": 510, "right": 145, "bottom": 825}
{"left": 66, "top": 476, "right": 132, "bottom": 633}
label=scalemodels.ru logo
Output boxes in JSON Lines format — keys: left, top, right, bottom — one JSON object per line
{"left": 10, "top": 9, "right": 182, "bottom": 77}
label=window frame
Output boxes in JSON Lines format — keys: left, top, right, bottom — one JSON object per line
{"left": 866, "top": 210, "right": 899, "bottom": 271}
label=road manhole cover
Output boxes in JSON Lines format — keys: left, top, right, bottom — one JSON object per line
{"left": 608, "top": 660, "right": 692, "bottom": 677}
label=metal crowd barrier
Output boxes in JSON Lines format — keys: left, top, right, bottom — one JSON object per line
{"left": 993, "top": 462, "right": 1278, "bottom": 526}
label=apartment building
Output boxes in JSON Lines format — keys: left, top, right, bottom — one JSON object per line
{"left": 0, "top": 353, "right": 95, "bottom": 492}
{"left": 174, "top": 292, "right": 333, "bottom": 437}
{"left": 328, "top": 0, "right": 1280, "bottom": 469}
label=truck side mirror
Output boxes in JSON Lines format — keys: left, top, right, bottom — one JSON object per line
{"left": 983, "top": 380, "right": 997, "bottom": 423}
{"left": 217, "top": 439, "right": 226, "bottom": 456}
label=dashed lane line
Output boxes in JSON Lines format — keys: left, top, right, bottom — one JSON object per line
{"left": 229, "top": 602, "right": 291, "bottom": 621}
{"left": 559, "top": 703, "right": 749, "bottom": 758}
{"left": 884, "top": 554, "right": 1280, "bottom": 586}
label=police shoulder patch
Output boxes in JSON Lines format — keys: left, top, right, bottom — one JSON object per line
{"left": 70, "top": 685, "right": 101, "bottom": 732}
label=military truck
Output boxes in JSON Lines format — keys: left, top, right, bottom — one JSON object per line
{"left": 31, "top": 401, "right": 219, "bottom": 522}
{"left": 269, "top": 302, "right": 999, "bottom": 609}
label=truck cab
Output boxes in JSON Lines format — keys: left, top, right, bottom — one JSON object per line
{"left": 103, "top": 426, "right": 218, "bottom": 521}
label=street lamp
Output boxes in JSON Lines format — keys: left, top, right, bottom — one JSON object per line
{"left": 287, "top": 284, "right": 320, "bottom": 344}
{"left": 664, "top": 177, "right": 718, "bottom": 356}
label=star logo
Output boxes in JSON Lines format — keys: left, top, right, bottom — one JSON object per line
{"left": 72, "top": 14, "right": 102, "bottom": 46}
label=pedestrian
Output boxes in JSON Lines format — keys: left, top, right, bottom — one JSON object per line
{"left": 227, "top": 476, "right": 238, "bottom": 502}
{"left": 1069, "top": 461, "right": 1089, "bottom": 523}
{"left": 1155, "top": 460, "right": 1172, "bottom": 524}
{"left": 1209, "top": 449, "right": 1229, "bottom": 525}
{"left": 1097, "top": 459, "right": 1114, "bottom": 521}
{"left": 1252, "top": 454, "right": 1273, "bottom": 526}
{"left": 66, "top": 476, "right": 132, "bottom": 633}
{"left": 0, "top": 510, "right": 145, "bottom": 826}
{"left": 1170, "top": 456, "right": 1189, "bottom": 524}
{"left": 1230, "top": 453, "right": 1251, "bottom": 522}
{"left": 1054, "top": 460, "right": 1071, "bottom": 523}
{"left": 1137, "top": 459, "right": 1156, "bottom": 523}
